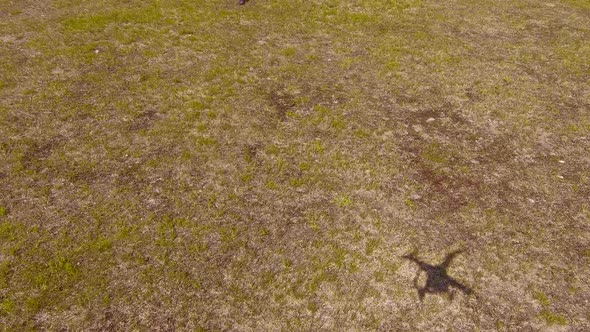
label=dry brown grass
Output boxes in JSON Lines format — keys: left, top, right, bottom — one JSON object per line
{"left": 1, "top": 0, "right": 589, "bottom": 330}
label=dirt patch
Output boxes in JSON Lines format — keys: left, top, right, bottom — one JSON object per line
{"left": 476, "top": 135, "right": 517, "bottom": 164}
{"left": 242, "top": 143, "right": 259, "bottom": 163}
{"left": 268, "top": 89, "right": 295, "bottom": 122}
{"left": 127, "top": 109, "right": 159, "bottom": 131}
{"left": 21, "top": 138, "right": 62, "bottom": 170}
{"left": 407, "top": 152, "right": 483, "bottom": 216}
{"left": 266, "top": 79, "right": 348, "bottom": 123}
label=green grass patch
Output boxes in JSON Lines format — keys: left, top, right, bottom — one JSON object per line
{"left": 562, "top": 0, "right": 590, "bottom": 9}
{"left": 539, "top": 309, "right": 568, "bottom": 326}
{"left": 62, "top": 5, "right": 162, "bottom": 33}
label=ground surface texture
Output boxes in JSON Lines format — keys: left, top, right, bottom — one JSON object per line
{"left": 1, "top": 0, "right": 589, "bottom": 330}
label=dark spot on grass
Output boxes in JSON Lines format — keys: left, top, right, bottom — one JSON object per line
{"left": 21, "top": 138, "right": 62, "bottom": 171}
{"left": 465, "top": 85, "right": 483, "bottom": 102}
{"left": 243, "top": 144, "right": 259, "bottom": 163}
{"left": 128, "top": 109, "right": 159, "bottom": 131}
{"left": 477, "top": 136, "right": 516, "bottom": 164}
{"left": 268, "top": 89, "right": 296, "bottom": 122}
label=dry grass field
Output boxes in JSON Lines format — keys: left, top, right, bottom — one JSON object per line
{"left": 1, "top": 0, "right": 589, "bottom": 330}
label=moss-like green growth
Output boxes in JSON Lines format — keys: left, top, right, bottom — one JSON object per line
{"left": 539, "top": 309, "right": 568, "bottom": 326}
{"left": 532, "top": 290, "right": 549, "bottom": 306}
{"left": 562, "top": 0, "right": 590, "bottom": 9}
{"left": 334, "top": 194, "right": 352, "bottom": 208}
{"left": 62, "top": 5, "right": 162, "bottom": 33}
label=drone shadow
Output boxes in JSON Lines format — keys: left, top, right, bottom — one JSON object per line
{"left": 402, "top": 250, "right": 473, "bottom": 301}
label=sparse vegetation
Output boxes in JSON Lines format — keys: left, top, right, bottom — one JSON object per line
{"left": 539, "top": 309, "right": 568, "bottom": 326}
{"left": 0, "top": 0, "right": 589, "bottom": 330}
